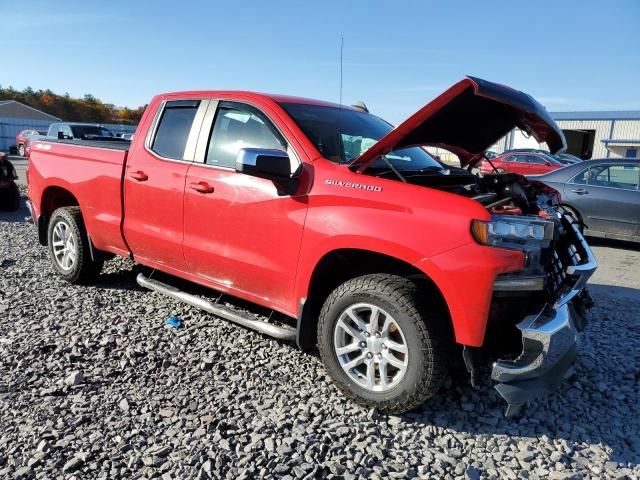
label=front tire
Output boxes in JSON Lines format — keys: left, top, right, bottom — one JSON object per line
{"left": 18, "top": 144, "right": 25, "bottom": 157}
{"left": 317, "top": 274, "right": 448, "bottom": 414}
{"left": 47, "top": 207, "right": 103, "bottom": 284}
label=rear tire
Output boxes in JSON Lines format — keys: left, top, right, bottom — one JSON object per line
{"left": 47, "top": 207, "right": 103, "bottom": 284}
{"left": 317, "top": 274, "right": 448, "bottom": 414}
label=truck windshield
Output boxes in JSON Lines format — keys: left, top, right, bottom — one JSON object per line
{"left": 281, "top": 103, "right": 444, "bottom": 172}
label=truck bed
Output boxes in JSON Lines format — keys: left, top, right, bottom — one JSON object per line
{"left": 28, "top": 138, "right": 130, "bottom": 257}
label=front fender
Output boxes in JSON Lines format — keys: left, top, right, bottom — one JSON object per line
{"left": 415, "top": 243, "right": 524, "bottom": 346}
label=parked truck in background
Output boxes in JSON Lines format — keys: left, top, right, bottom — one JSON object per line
{"left": 46, "top": 122, "right": 127, "bottom": 142}
{"left": 26, "top": 77, "right": 596, "bottom": 415}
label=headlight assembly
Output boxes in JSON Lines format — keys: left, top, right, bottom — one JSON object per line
{"left": 471, "top": 216, "right": 554, "bottom": 248}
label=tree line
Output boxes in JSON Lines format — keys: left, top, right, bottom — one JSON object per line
{"left": 0, "top": 86, "right": 146, "bottom": 124}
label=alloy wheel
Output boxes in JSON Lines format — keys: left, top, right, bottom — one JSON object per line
{"left": 51, "top": 220, "right": 77, "bottom": 271}
{"left": 333, "top": 303, "right": 409, "bottom": 392}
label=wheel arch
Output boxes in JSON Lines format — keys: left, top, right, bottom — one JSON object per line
{"left": 560, "top": 202, "right": 585, "bottom": 227}
{"left": 296, "top": 248, "right": 453, "bottom": 350}
{"left": 38, "top": 186, "right": 80, "bottom": 245}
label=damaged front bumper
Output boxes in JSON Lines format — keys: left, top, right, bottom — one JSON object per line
{"left": 491, "top": 217, "right": 597, "bottom": 416}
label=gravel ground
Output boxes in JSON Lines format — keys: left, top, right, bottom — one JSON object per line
{"left": 1, "top": 196, "right": 639, "bottom": 480}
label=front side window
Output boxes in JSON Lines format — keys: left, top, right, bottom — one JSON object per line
{"left": 206, "top": 103, "right": 286, "bottom": 168}
{"left": 281, "top": 103, "right": 443, "bottom": 173}
{"left": 571, "top": 168, "right": 589, "bottom": 185}
{"left": 151, "top": 101, "right": 200, "bottom": 160}
{"left": 527, "top": 155, "right": 547, "bottom": 165}
{"left": 510, "top": 155, "right": 526, "bottom": 163}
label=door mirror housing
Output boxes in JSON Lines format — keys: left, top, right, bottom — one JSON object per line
{"left": 236, "top": 148, "right": 293, "bottom": 180}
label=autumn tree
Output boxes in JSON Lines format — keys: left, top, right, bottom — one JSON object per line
{"left": 0, "top": 85, "right": 145, "bottom": 124}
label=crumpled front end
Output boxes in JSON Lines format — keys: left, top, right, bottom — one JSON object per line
{"left": 489, "top": 212, "right": 597, "bottom": 416}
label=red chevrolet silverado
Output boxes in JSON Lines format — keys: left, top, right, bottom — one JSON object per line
{"left": 27, "top": 77, "right": 596, "bottom": 416}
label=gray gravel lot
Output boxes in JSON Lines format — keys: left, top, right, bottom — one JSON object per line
{"left": 1, "top": 195, "right": 639, "bottom": 479}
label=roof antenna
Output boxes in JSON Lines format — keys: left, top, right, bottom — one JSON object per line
{"left": 338, "top": 36, "right": 345, "bottom": 164}
{"left": 339, "top": 36, "right": 344, "bottom": 106}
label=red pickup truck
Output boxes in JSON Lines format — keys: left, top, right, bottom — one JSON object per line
{"left": 27, "top": 77, "right": 596, "bottom": 416}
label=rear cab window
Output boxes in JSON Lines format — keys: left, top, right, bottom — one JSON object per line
{"left": 151, "top": 100, "right": 201, "bottom": 160}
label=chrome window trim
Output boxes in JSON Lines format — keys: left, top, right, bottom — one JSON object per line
{"left": 183, "top": 101, "right": 210, "bottom": 161}
{"left": 193, "top": 100, "right": 219, "bottom": 164}
{"left": 144, "top": 99, "right": 209, "bottom": 164}
{"left": 568, "top": 163, "right": 640, "bottom": 192}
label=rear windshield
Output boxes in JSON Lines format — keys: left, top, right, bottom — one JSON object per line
{"left": 70, "top": 125, "right": 114, "bottom": 138}
{"left": 281, "top": 103, "right": 444, "bottom": 173}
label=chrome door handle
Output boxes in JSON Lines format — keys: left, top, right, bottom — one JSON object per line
{"left": 571, "top": 188, "right": 588, "bottom": 195}
{"left": 189, "top": 181, "right": 215, "bottom": 194}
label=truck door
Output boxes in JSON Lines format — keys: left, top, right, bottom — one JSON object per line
{"left": 182, "top": 100, "right": 308, "bottom": 313}
{"left": 123, "top": 99, "right": 206, "bottom": 270}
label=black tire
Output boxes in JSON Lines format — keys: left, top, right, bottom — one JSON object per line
{"left": 18, "top": 144, "right": 25, "bottom": 157}
{"left": 47, "top": 207, "right": 103, "bottom": 284}
{"left": 317, "top": 274, "right": 448, "bottom": 414}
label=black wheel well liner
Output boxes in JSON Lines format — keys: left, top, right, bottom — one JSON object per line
{"left": 560, "top": 203, "right": 584, "bottom": 224}
{"left": 296, "top": 248, "right": 452, "bottom": 350}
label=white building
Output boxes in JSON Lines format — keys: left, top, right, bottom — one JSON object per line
{"left": 429, "top": 110, "right": 640, "bottom": 165}
{"left": 493, "top": 111, "right": 640, "bottom": 159}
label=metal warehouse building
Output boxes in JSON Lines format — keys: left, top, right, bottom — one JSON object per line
{"left": 495, "top": 111, "right": 640, "bottom": 159}
{"left": 0, "top": 100, "right": 137, "bottom": 151}
{"left": 0, "top": 100, "right": 61, "bottom": 151}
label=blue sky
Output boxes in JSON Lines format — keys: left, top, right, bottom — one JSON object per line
{"left": 1, "top": 0, "right": 639, "bottom": 124}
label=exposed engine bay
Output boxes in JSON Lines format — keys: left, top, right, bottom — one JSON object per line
{"left": 390, "top": 167, "right": 560, "bottom": 216}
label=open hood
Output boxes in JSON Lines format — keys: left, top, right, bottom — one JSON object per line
{"left": 349, "top": 76, "right": 566, "bottom": 171}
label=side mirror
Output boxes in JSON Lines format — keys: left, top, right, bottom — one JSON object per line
{"left": 236, "top": 148, "right": 293, "bottom": 180}
{"left": 57, "top": 131, "right": 64, "bottom": 139}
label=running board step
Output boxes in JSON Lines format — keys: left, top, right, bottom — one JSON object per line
{"left": 136, "top": 273, "right": 296, "bottom": 341}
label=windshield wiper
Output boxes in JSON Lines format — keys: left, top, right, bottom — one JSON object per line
{"left": 379, "top": 155, "right": 407, "bottom": 183}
